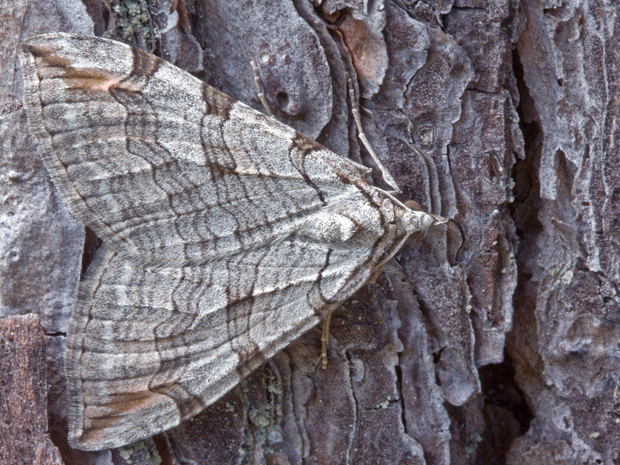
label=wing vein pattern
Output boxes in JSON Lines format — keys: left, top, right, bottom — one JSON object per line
{"left": 19, "top": 33, "right": 424, "bottom": 450}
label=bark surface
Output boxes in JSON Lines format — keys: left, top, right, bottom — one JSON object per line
{"left": 0, "top": 314, "right": 64, "bottom": 465}
{"left": 0, "top": 0, "right": 617, "bottom": 464}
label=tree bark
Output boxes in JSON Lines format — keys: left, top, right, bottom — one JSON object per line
{"left": 0, "top": 0, "right": 617, "bottom": 464}
{"left": 0, "top": 314, "right": 64, "bottom": 465}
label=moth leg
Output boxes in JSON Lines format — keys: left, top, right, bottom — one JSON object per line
{"left": 321, "top": 313, "right": 332, "bottom": 369}
{"left": 347, "top": 77, "right": 401, "bottom": 193}
{"left": 250, "top": 60, "right": 273, "bottom": 117}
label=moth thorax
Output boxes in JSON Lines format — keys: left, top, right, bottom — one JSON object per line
{"left": 380, "top": 198, "right": 395, "bottom": 222}
{"left": 300, "top": 212, "right": 358, "bottom": 243}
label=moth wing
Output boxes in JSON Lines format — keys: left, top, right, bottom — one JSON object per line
{"left": 20, "top": 33, "right": 371, "bottom": 266}
{"left": 66, "top": 231, "right": 391, "bottom": 450}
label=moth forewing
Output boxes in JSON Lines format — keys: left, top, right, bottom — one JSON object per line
{"left": 20, "top": 33, "right": 441, "bottom": 451}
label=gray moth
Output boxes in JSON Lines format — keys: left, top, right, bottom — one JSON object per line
{"left": 20, "top": 33, "right": 443, "bottom": 451}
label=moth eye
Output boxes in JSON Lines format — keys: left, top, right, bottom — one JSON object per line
{"left": 404, "top": 200, "right": 422, "bottom": 211}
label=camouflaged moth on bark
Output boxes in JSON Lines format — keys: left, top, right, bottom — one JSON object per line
{"left": 20, "top": 33, "right": 444, "bottom": 451}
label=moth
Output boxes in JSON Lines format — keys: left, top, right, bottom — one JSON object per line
{"left": 20, "top": 33, "right": 443, "bottom": 451}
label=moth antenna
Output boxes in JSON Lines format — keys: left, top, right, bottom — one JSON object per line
{"left": 347, "top": 76, "right": 401, "bottom": 193}
{"left": 250, "top": 60, "right": 273, "bottom": 117}
{"left": 321, "top": 313, "right": 332, "bottom": 369}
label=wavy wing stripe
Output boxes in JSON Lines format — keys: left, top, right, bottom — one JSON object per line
{"left": 19, "top": 33, "right": 430, "bottom": 451}
{"left": 65, "top": 229, "right": 387, "bottom": 449}
{"left": 20, "top": 34, "right": 375, "bottom": 267}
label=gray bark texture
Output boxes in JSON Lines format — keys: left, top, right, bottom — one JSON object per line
{"left": 0, "top": 314, "right": 64, "bottom": 465}
{"left": 0, "top": 0, "right": 617, "bottom": 464}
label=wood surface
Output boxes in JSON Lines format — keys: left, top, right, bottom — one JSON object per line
{"left": 1, "top": 0, "right": 618, "bottom": 464}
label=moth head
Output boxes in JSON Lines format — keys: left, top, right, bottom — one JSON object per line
{"left": 399, "top": 200, "right": 448, "bottom": 236}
